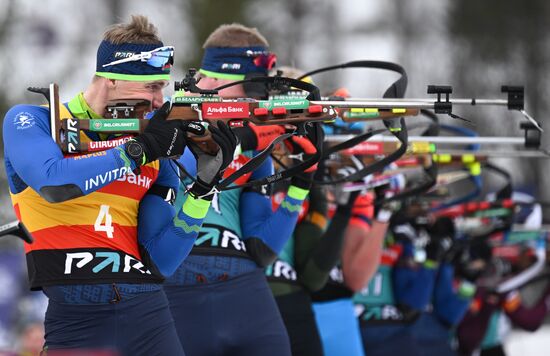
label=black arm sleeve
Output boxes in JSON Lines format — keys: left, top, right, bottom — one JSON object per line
{"left": 244, "top": 237, "right": 278, "bottom": 267}
{"left": 295, "top": 200, "right": 353, "bottom": 293}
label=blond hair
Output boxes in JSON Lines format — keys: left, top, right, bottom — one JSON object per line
{"left": 103, "top": 15, "right": 162, "bottom": 45}
{"left": 203, "top": 23, "right": 269, "bottom": 48}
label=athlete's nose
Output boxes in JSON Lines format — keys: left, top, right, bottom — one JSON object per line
{"left": 152, "top": 91, "right": 164, "bottom": 110}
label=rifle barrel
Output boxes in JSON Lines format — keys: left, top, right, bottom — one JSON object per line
{"left": 326, "top": 135, "right": 526, "bottom": 145}
{"left": 322, "top": 98, "right": 509, "bottom": 107}
{"left": 432, "top": 150, "right": 550, "bottom": 158}
{"left": 312, "top": 100, "right": 434, "bottom": 109}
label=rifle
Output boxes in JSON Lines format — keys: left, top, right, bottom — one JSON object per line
{"left": 26, "top": 77, "right": 334, "bottom": 190}
{"left": 0, "top": 220, "right": 33, "bottom": 243}
{"left": 24, "top": 69, "right": 421, "bottom": 190}
{"left": 297, "top": 61, "right": 538, "bottom": 129}
{"left": 28, "top": 77, "right": 336, "bottom": 154}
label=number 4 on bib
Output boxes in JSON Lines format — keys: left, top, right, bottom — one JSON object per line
{"left": 95, "top": 205, "right": 114, "bottom": 238}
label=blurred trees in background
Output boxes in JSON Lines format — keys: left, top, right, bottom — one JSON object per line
{"left": 0, "top": 0, "right": 549, "bottom": 220}
{"left": 448, "top": 0, "right": 550, "bottom": 214}
{"left": 179, "top": 0, "right": 254, "bottom": 68}
{"left": 0, "top": 0, "right": 16, "bottom": 151}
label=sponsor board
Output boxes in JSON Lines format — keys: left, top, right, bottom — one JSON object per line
{"left": 259, "top": 99, "right": 309, "bottom": 110}
{"left": 85, "top": 167, "right": 131, "bottom": 191}
{"left": 89, "top": 119, "right": 140, "bottom": 132}
{"left": 202, "top": 103, "right": 250, "bottom": 119}
{"left": 64, "top": 251, "right": 151, "bottom": 275}
{"left": 344, "top": 142, "right": 385, "bottom": 155}
{"left": 265, "top": 260, "right": 297, "bottom": 281}
{"left": 66, "top": 118, "right": 81, "bottom": 153}
{"left": 195, "top": 225, "right": 246, "bottom": 252}
{"left": 173, "top": 95, "right": 222, "bottom": 104}
{"left": 88, "top": 136, "right": 132, "bottom": 151}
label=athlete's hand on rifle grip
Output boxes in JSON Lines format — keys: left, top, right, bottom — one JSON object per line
{"left": 285, "top": 123, "right": 323, "bottom": 167}
{"left": 330, "top": 165, "right": 366, "bottom": 206}
{"left": 234, "top": 123, "right": 285, "bottom": 151}
{"left": 285, "top": 133, "right": 319, "bottom": 191}
{"left": 182, "top": 122, "right": 214, "bottom": 154}
{"left": 127, "top": 101, "right": 188, "bottom": 165}
{"left": 188, "top": 121, "right": 238, "bottom": 200}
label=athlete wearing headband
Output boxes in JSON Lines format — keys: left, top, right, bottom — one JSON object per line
{"left": 164, "top": 23, "right": 313, "bottom": 356}
{"left": 195, "top": 29, "right": 277, "bottom": 99}
{"left": 3, "top": 15, "right": 236, "bottom": 355}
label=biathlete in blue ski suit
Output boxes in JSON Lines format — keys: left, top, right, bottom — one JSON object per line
{"left": 163, "top": 23, "right": 318, "bottom": 356}
{"left": 3, "top": 16, "right": 237, "bottom": 356}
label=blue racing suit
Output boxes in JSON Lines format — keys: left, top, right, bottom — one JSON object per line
{"left": 164, "top": 149, "right": 308, "bottom": 356}
{"left": 3, "top": 93, "right": 210, "bottom": 355}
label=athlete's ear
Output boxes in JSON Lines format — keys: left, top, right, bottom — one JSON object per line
{"left": 98, "top": 78, "right": 117, "bottom": 93}
{"left": 101, "top": 78, "right": 118, "bottom": 105}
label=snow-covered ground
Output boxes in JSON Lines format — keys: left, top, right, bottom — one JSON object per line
{"left": 506, "top": 326, "right": 550, "bottom": 356}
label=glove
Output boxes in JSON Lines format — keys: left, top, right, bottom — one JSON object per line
{"left": 457, "top": 262, "right": 487, "bottom": 283}
{"left": 425, "top": 236, "right": 444, "bottom": 262}
{"left": 373, "top": 183, "right": 399, "bottom": 223}
{"left": 285, "top": 123, "right": 323, "bottom": 190}
{"left": 331, "top": 166, "right": 362, "bottom": 206}
{"left": 426, "top": 217, "right": 455, "bottom": 262}
{"left": 349, "top": 191, "right": 374, "bottom": 217}
{"left": 126, "top": 101, "right": 188, "bottom": 165}
{"left": 188, "top": 121, "right": 238, "bottom": 200}
{"left": 234, "top": 123, "right": 285, "bottom": 151}
{"left": 303, "top": 184, "right": 329, "bottom": 229}
{"left": 307, "top": 183, "right": 329, "bottom": 216}
{"left": 443, "top": 241, "right": 467, "bottom": 265}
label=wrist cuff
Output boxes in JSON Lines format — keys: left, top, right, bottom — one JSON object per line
{"left": 458, "top": 280, "right": 477, "bottom": 299}
{"left": 182, "top": 195, "right": 211, "bottom": 219}
{"left": 288, "top": 185, "right": 309, "bottom": 200}
{"left": 115, "top": 146, "right": 137, "bottom": 171}
{"left": 424, "top": 259, "right": 439, "bottom": 269}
